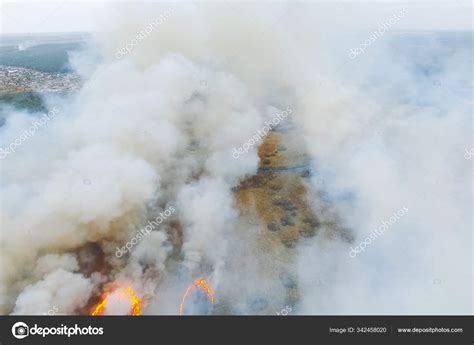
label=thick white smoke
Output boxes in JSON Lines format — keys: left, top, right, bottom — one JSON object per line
{"left": 0, "top": 1, "right": 471, "bottom": 315}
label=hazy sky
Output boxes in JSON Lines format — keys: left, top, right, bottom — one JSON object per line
{"left": 0, "top": 0, "right": 472, "bottom": 34}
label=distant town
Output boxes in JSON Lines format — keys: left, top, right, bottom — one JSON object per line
{"left": 0, "top": 66, "right": 81, "bottom": 94}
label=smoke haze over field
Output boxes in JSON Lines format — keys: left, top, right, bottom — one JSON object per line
{"left": 0, "top": 1, "right": 472, "bottom": 315}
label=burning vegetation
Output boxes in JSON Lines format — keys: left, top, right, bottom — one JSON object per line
{"left": 179, "top": 279, "right": 215, "bottom": 316}
{"left": 91, "top": 287, "right": 141, "bottom": 316}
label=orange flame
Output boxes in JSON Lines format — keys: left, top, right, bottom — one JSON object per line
{"left": 91, "top": 287, "right": 141, "bottom": 316}
{"left": 91, "top": 297, "right": 107, "bottom": 316}
{"left": 126, "top": 287, "right": 141, "bottom": 316}
{"left": 179, "top": 279, "right": 215, "bottom": 316}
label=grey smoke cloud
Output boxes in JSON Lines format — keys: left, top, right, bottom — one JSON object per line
{"left": 0, "top": 1, "right": 471, "bottom": 315}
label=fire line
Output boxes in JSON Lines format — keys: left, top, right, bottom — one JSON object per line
{"left": 179, "top": 279, "right": 215, "bottom": 316}
{"left": 91, "top": 286, "right": 141, "bottom": 316}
